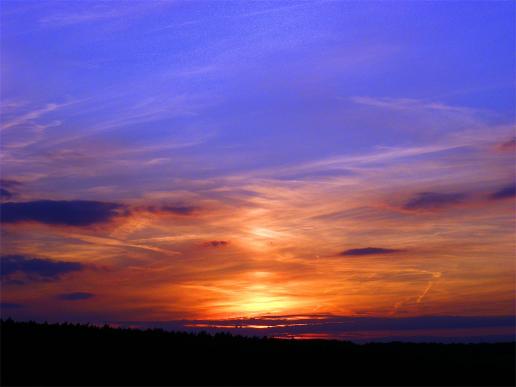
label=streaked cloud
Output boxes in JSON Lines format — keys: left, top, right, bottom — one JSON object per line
{"left": 340, "top": 247, "right": 404, "bottom": 257}
{"left": 351, "top": 96, "right": 478, "bottom": 114}
{"left": 0, "top": 103, "right": 62, "bottom": 132}
{"left": 38, "top": 1, "right": 172, "bottom": 28}
{"left": 403, "top": 192, "right": 467, "bottom": 211}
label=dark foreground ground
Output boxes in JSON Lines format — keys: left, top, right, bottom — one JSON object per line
{"left": 1, "top": 319, "right": 515, "bottom": 386}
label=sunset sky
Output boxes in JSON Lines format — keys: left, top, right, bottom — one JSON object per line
{"left": 1, "top": 0, "right": 515, "bottom": 341}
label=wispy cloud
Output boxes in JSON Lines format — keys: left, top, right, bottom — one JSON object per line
{"left": 153, "top": 1, "right": 314, "bottom": 32}
{"left": 0, "top": 102, "right": 63, "bottom": 132}
{"left": 351, "top": 96, "right": 479, "bottom": 114}
{"left": 38, "top": 1, "right": 172, "bottom": 28}
{"left": 403, "top": 192, "right": 468, "bottom": 211}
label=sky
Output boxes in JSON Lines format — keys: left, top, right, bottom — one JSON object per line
{"left": 0, "top": 0, "right": 515, "bottom": 342}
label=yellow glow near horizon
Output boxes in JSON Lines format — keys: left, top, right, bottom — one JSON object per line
{"left": 214, "top": 280, "right": 301, "bottom": 317}
{"left": 238, "top": 294, "right": 295, "bottom": 315}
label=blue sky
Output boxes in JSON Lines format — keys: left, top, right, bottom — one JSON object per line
{"left": 2, "top": 1, "right": 513, "bottom": 175}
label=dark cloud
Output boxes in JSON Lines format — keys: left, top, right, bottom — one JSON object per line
{"left": 0, "top": 179, "right": 21, "bottom": 200}
{"left": 497, "top": 137, "right": 516, "bottom": 152}
{"left": 403, "top": 192, "right": 467, "bottom": 210}
{"left": 1, "top": 255, "right": 85, "bottom": 283}
{"left": 341, "top": 247, "right": 403, "bottom": 256}
{"left": 0, "top": 179, "right": 22, "bottom": 189}
{"left": 204, "top": 240, "right": 229, "bottom": 248}
{"left": 0, "top": 200, "right": 124, "bottom": 226}
{"left": 0, "top": 188, "right": 14, "bottom": 199}
{"left": 161, "top": 205, "right": 196, "bottom": 215}
{"left": 489, "top": 184, "right": 516, "bottom": 200}
{"left": 0, "top": 302, "right": 23, "bottom": 309}
{"left": 57, "top": 292, "right": 95, "bottom": 301}
{"left": 145, "top": 205, "right": 197, "bottom": 216}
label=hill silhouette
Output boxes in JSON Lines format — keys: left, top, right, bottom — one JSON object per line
{"left": 1, "top": 319, "right": 514, "bottom": 386}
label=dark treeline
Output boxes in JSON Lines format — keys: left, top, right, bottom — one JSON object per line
{"left": 1, "top": 319, "right": 515, "bottom": 386}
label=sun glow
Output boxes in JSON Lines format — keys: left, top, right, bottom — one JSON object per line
{"left": 238, "top": 226, "right": 288, "bottom": 252}
{"left": 250, "top": 227, "right": 284, "bottom": 239}
{"left": 239, "top": 294, "right": 295, "bottom": 315}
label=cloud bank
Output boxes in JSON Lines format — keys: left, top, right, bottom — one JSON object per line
{"left": 1, "top": 255, "right": 85, "bottom": 283}
{"left": 0, "top": 200, "right": 124, "bottom": 226}
{"left": 489, "top": 184, "right": 516, "bottom": 200}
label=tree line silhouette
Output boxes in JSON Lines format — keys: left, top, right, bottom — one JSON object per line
{"left": 1, "top": 319, "right": 514, "bottom": 386}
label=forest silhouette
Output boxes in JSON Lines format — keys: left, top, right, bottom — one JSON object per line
{"left": 1, "top": 319, "right": 515, "bottom": 386}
